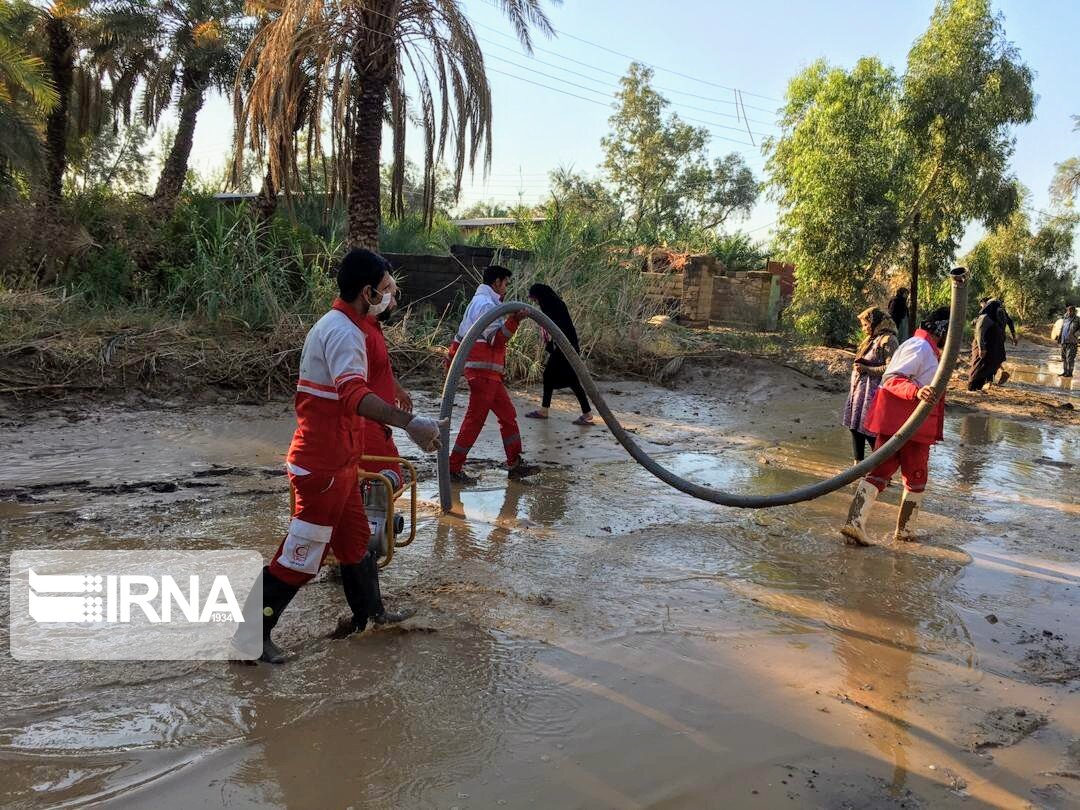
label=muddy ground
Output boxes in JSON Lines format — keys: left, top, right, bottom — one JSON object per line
{"left": 1, "top": 340, "right": 1078, "bottom": 808}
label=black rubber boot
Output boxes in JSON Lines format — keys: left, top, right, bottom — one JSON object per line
{"left": 332, "top": 560, "right": 373, "bottom": 639}
{"left": 359, "top": 546, "right": 416, "bottom": 624}
{"left": 259, "top": 567, "right": 299, "bottom": 664}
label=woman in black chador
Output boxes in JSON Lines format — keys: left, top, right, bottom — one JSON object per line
{"left": 524, "top": 283, "right": 594, "bottom": 425}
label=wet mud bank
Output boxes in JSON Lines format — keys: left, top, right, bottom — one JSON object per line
{"left": 1, "top": 347, "right": 1079, "bottom": 808}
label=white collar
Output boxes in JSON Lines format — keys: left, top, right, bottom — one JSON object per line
{"left": 477, "top": 283, "right": 502, "bottom": 303}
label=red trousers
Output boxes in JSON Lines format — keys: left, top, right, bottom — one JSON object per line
{"left": 865, "top": 435, "right": 931, "bottom": 493}
{"left": 269, "top": 465, "right": 370, "bottom": 587}
{"left": 449, "top": 376, "right": 522, "bottom": 473}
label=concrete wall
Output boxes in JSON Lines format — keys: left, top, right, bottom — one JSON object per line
{"left": 386, "top": 245, "right": 532, "bottom": 314}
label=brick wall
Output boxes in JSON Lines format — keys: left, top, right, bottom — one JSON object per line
{"left": 642, "top": 272, "right": 684, "bottom": 314}
{"left": 711, "top": 271, "right": 779, "bottom": 329}
{"left": 642, "top": 255, "right": 782, "bottom": 329}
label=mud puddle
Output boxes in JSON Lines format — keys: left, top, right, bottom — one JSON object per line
{"left": 1, "top": 366, "right": 1079, "bottom": 808}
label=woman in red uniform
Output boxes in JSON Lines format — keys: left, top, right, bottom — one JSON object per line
{"left": 841, "top": 307, "right": 950, "bottom": 546}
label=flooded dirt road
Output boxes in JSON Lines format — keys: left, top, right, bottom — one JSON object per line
{"left": 1, "top": 348, "right": 1079, "bottom": 808}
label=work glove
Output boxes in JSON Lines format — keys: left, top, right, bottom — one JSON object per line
{"left": 405, "top": 415, "right": 448, "bottom": 452}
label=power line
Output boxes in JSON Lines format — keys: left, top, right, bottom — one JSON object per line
{"left": 483, "top": 51, "right": 776, "bottom": 137}
{"left": 745, "top": 219, "right": 777, "bottom": 233}
{"left": 472, "top": 28, "right": 779, "bottom": 121}
{"left": 342, "top": 14, "right": 771, "bottom": 156}
{"left": 475, "top": 0, "right": 783, "bottom": 105}
{"left": 360, "top": 1, "right": 782, "bottom": 114}
{"left": 483, "top": 66, "right": 766, "bottom": 151}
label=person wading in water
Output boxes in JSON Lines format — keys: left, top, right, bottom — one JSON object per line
{"left": 841, "top": 307, "right": 951, "bottom": 546}
{"left": 842, "top": 306, "right": 898, "bottom": 463}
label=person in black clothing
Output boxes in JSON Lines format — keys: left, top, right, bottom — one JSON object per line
{"left": 968, "top": 299, "right": 1009, "bottom": 391}
{"left": 524, "top": 283, "right": 594, "bottom": 425}
{"left": 888, "top": 288, "right": 910, "bottom": 342}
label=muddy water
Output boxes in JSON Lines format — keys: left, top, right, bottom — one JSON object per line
{"left": 1, "top": 364, "right": 1079, "bottom": 808}
{"left": 1000, "top": 342, "right": 1078, "bottom": 397}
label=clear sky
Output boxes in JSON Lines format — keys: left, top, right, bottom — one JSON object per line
{"left": 184, "top": 0, "right": 1078, "bottom": 251}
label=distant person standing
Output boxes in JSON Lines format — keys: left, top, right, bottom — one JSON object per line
{"left": 842, "top": 307, "right": 898, "bottom": 462}
{"left": 888, "top": 288, "right": 910, "bottom": 343}
{"left": 1052, "top": 304, "right": 1080, "bottom": 378}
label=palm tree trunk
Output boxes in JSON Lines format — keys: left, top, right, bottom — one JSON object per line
{"left": 256, "top": 163, "right": 278, "bottom": 221}
{"left": 44, "top": 15, "right": 73, "bottom": 205}
{"left": 153, "top": 75, "right": 205, "bottom": 213}
{"left": 347, "top": 78, "right": 388, "bottom": 250}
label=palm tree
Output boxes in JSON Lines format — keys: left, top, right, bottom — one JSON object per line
{"left": 98, "top": 0, "right": 253, "bottom": 214}
{"left": 0, "top": 0, "right": 59, "bottom": 191}
{"left": 234, "top": 0, "right": 558, "bottom": 249}
{"left": 16, "top": 0, "right": 109, "bottom": 204}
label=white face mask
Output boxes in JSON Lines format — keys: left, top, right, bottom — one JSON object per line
{"left": 368, "top": 280, "right": 397, "bottom": 317}
{"left": 368, "top": 289, "right": 391, "bottom": 316}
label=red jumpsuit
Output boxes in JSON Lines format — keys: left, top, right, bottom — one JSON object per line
{"left": 862, "top": 329, "right": 945, "bottom": 494}
{"left": 358, "top": 314, "right": 403, "bottom": 480}
{"left": 447, "top": 302, "right": 523, "bottom": 474}
{"left": 269, "top": 300, "right": 385, "bottom": 588}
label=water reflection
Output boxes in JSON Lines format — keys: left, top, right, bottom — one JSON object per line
{"left": 430, "top": 471, "right": 574, "bottom": 562}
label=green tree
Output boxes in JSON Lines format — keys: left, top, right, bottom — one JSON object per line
{"left": 766, "top": 57, "right": 906, "bottom": 306}
{"left": 98, "top": 0, "right": 252, "bottom": 214}
{"left": 457, "top": 200, "right": 512, "bottom": 219}
{"left": 964, "top": 209, "right": 1077, "bottom": 322}
{"left": 895, "top": 0, "right": 1034, "bottom": 323}
{"left": 1051, "top": 116, "right": 1080, "bottom": 208}
{"left": 708, "top": 231, "right": 767, "bottom": 272}
{"left": 2, "top": 0, "right": 109, "bottom": 203}
{"left": 548, "top": 167, "right": 622, "bottom": 226}
{"left": 767, "top": 0, "right": 1033, "bottom": 328}
{"left": 234, "top": 0, "right": 558, "bottom": 249}
{"left": 66, "top": 119, "right": 151, "bottom": 192}
{"left": 602, "top": 63, "right": 757, "bottom": 242}
{"left": 380, "top": 159, "right": 456, "bottom": 219}
{"left": 0, "top": 0, "right": 58, "bottom": 191}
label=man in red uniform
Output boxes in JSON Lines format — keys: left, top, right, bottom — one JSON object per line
{"left": 350, "top": 272, "right": 416, "bottom": 628}
{"left": 841, "top": 307, "right": 951, "bottom": 546}
{"left": 447, "top": 265, "right": 539, "bottom": 484}
{"left": 257, "top": 248, "right": 445, "bottom": 663}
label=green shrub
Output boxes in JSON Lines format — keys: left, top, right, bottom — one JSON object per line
{"left": 378, "top": 213, "right": 462, "bottom": 254}
{"left": 793, "top": 296, "right": 857, "bottom": 347}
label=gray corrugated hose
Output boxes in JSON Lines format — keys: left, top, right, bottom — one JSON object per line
{"left": 438, "top": 267, "right": 968, "bottom": 511}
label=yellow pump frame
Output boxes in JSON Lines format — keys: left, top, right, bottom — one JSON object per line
{"left": 287, "top": 455, "right": 418, "bottom": 570}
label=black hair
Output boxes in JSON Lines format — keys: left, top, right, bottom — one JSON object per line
{"left": 483, "top": 265, "right": 513, "bottom": 286}
{"left": 337, "top": 248, "right": 390, "bottom": 303}
{"left": 895, "top": 287, "right": 908, "bottom": 296}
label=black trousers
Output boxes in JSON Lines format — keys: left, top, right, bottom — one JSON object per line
{"left": 542, "top": 362, "right": 590, "bottom": 413}
{"left": 851, "top": 429, "right": 869, "bottom": 461}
